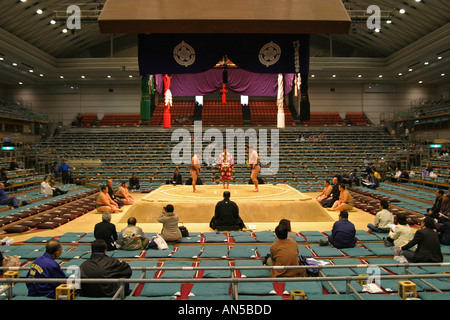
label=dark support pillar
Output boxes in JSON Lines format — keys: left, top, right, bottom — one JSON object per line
{"left": 299, "top": 73, "right": 310, "bottom": 121}
{"left": 140, "top": 75, "right": 151, "bottom": 121}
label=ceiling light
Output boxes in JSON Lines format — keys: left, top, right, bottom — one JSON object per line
{"left": 398, "top": 73, "right": 403, "bottom": 76}
{"left": 437, "top": 56, "right": 443, "bottom": 60}
{"left": 39, "top": 74, "right": 44, "bottom": 77}
{"left": 375, "top": 28, "right": 380, "bottom": 33}
{"left": 128, "top": 75, "right": 133, "bottom": 78}
{"left": 20, "top": 0, "right": 27, "bottom": 2}
{"left": 358, "top": 75, "right": 362, "bottom": 78}
{"left": 310, "top": 75, "right": 315, "bottom": 78}
{"left": 408, "top": 68, "right": 413, "bottom": 72}
{"left": 386, "top": 19, "right": 392, "bottom": 24}
{"left": 81, "top": 75, "right": 85, "bottom": 79}
{"left": 62, "top": 28, "right": 68, "bottom": 33}
{"left": 379, "top": 75, "right": 383, "bottom": 78}
{"left": 36, "top": 9, "right": 43, "bottom": 14}
{"left": 29, "top": 69, "right": 33, "bottom": 73}
{"left": 415, "top": 0, "right": 421, "bottom": 2}
{"left": 19, "top": 82, "right": 23, "bottom": 85}
{"left": 442, "top": 73, "right": 446, "bottom": 77}
{"left": 424, "top": 62, "right": 429, "bottom": 65}
{"left": 50, "top": 20, "right": 56, "bottom": 25}
{"left": 60, "top": 75, "right": 64, "bottom": 79}
{"left": 332, "top": 74, "right": 336, "bottom": 78}
{"left": 0, "top": 57, "right": 3, "bottom": 61}
{"left": 399, "top": 9, "right": 406, "bottom": 14}
{"left": 419, "top": 81, "right": 423, "bottom": 84}
{"left": 107, "top": 75, "right": 111, "bottom": 78}
{"left": 12, "top": 62, "right": 17, "bottom": 66}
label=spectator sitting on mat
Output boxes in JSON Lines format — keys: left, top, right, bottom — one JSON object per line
{"left": 26, "top": 240, "right": 66, "bottom": 299}
{"left": 320, "top": 210, "right": 357, "bottom": 249}
{"left": 383, "top": 214, "right": 413, "bottom": 247}
{"left": 0, "top": 182, "right": 28, "bottom": 208}
{"left": 158, "top": 204, "right": 182, "bottom": 242}
{"left": 128, "top": 172, "right": 140, "bottom": 191}
{"left": 79, "top": 239, "right": 132, "bottom": 298}
{"left": 367, "top": 199, "right": 394, "bottom": 233}
{"left": 209, "top": 191, "right": 245, "bottom": 231}
{"left": 94, "top": 212, "right": 119, "bottom": 251}
{"left": 267, "top": 223, "right": 306, "bottom": 278}
{"left": 397, "top": 216, "right": 443, "bottom": 263}
{"left": 118, "top": 217, "right": 150, "bottom": 250}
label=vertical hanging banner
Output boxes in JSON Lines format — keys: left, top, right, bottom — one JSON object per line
{"left": 277, "top": 74, "right": 285, "bottom": 128}
{"left": 163, "top": 74, "right": 172, "bottom": 129}
{"left": 140, "top": 75, "right": 150, "bottom": 121}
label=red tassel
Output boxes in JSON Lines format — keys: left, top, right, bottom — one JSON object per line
{"left": 220, "top": 83, "right": 228, "bottom": 104}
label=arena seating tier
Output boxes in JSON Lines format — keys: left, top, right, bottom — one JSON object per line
{"left": 248, "top": 101, "right": 295, "bottom": 126}
{"left": 346, "top": 113, "right": 370, "bottom": 126}
{"left": 79, "top": 114, "right": 97, "bottom": 127}
{"left": 98, "top": 114, "right": 142, "bottom": 127}
{"left": 302, "top": 113, "right": 345, "bottom": 126}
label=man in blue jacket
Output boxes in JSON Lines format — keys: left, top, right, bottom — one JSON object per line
{"left": 26, "top": 240, "right": 67, "bottom": 298}
{"left": 58, "top": 159, "right": 71, "bottom": 184}
{"left": 320, "top": 210, "right": 357, "bottom": 249}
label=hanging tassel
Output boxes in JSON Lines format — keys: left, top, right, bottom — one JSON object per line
{"left": 163, "top": 74, "right": 172, "bottom": 128}
{"left": 220, "top": 83, "right": 228, "bottom": 104}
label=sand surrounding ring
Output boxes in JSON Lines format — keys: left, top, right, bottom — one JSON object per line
{"left": 119, "top": 184, "right": 333, "bottom": 224}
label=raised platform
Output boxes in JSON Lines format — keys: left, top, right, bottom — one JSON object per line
{"left": 119, "top": 184, "right": 334, "bottom": 224}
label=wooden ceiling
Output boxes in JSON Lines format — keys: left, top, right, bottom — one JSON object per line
{"left": 98, "top": 0, "right": 351, "bottom": 34}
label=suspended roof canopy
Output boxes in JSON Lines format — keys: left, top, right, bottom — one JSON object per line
{"left": 98, "top": 0, "right": 351, "bottom": 34}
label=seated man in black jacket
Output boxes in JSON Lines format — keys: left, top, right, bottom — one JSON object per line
{"left": 94, "top": 212, "right": 118, "bottom": 251}
{"left": 321, "top": 177, "right": 340, "bottom": 208}
{"left": 107, "top": 179, "right": 124, "bottom": 207}
{"left": 210, "top": 191, "right": 245, "bottom": 231}
{"left": 79, "top": 239, "right": 132, "bottom": 298}
{"left": 427, "top": 189, "right": 444, "bottom": 219}
{"left": 398, "top": 217, "right": 443, "bottom": 263}
{"left": 166, "top": 168, "right": 183, "bottom": 185}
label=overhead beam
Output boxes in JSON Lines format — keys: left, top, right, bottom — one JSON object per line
{"left": 98, "top": 0, "right": 351, "bottom": 34}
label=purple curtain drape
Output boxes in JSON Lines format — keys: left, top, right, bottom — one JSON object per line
{"left": 155, "top": 69, "right": 295, "bottom": 97}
